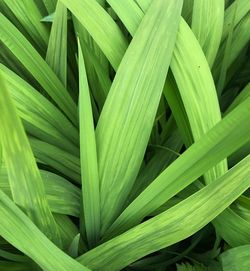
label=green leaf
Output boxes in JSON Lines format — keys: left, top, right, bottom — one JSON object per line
{"left": 78, "top": 39, "right": 100, "bottom": 247}
{"left": 0, "top": 249, "right": 27, "bottom": 262}
{"left": 213, "top": 207, "right": 250, "bottom": 247}
{"left": 128, "top": 127, "right": 182, "bottom": 205}
{"left": 60, "top": 0, "right": 128, "bottom": 70}
{"left": 163, "top": 74, "right": 193, "bottom": 147}
{"left": 0, "top": 190, "right": 90, "bottom": 271}
{"left": 42, "top": 0, "right": 57, "bottom": 14}
{"left": 220, "top": 245, "right": 250, "bottom": 271}
{"left": 213, "top": 11, "right": 250, "bottom": 87}
{"left": 41, "top": 12, "right": 55, "bottom": 22}
{"left": 0, "top": 73, "right": 61, "bottom": 247}
{"left": 0, "top": 166, "right": 80, "bottom": 217}
{"left": 181, "top": 0, "right": 194, "bottom": 24}
{"left": 221, "top": 0, "right": 250, "bottom": 42}
{"left": 0, "top": 64, "right": 79, "bottom": 155}
{"left": 104, "top": 97, "right": 250, "bottom": 238}
{"left": 0, "top": 13, "right": 77, "bottom": 124}
{"left": 106, "top": 0, "right": 143, "bottom": 35}
{"left": 170, "top": 18, "right": 227, "bottom": 183}
{"left": 176, "top": 262, "right": 207, "bottom": 271}
{"left": 0, "top": 261, "right": 32, "bottom": 271}
{"left": 74, "top": 19, "right": 110, "bottom": 113}
{"left": 46, "top": 1, "right": 68, "bottom": 86}
{"left": 68, "top": 234, "right": 81, "bottom": 258}
{"left": 2, "top": 0, "right": 49, "bottom": 53}
{"left": 135, "top": 0, "right": 152, "bottom": 12}
{"left": 217, "top": 2, "right": 238, "bottom": 96}
{"left": 78, "top": 155, "right": 250, "bottom": 271}
{"left": 226, "top": 83, "right": 250, "bottom": 113}
{"left": 55, "top": 214, "right": 80, "bottom": 250}
{"left": 96, "top": 0, "right": 183, "bottom": 232}
{"left": 29, "top": 138, "right": 80, "bottom": 183}
{"left": 191, "top": 0, "right": 224, "bottom": 67}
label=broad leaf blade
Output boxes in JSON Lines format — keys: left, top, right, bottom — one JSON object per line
{"left": 0, "top": 166, "right": 80, "bottom": 217}
{"left": 0, "top": 13, "right": 77, "bottom": 124}
{"left": 0, "top": 190, "right": 90, "bottom": 271}
{"left": 220, "top": 245, "right": 250, "bottom": 271}
{"left": 191, "top": 0, "right": 224, "bottom": 67}
{"left": 0, "top": 64, "right": 79, "bottom": 155}
{"left": 60, "top": 0, "right": 128, "bottom": 70}
{"left": 0, "top": 74, "right": 61, "bottom": 246}
{"left": 96, "top": 0, "right": 183, "bottom": 232}
{"left": 2, "top": 0, "right": 49, "bottom": 53}
{"left": 78, "top": 155, "right": 250, "bottom": 271}
{"left": 105, "top": 97, "right": 250, "bottom": 238}
{"left": 170, "top": 18, "right": 227, "bottom": 182}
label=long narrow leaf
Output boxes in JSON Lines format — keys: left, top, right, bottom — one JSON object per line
{"left": 0, "top": 13, "right": 77, "bottom": 124}
{"left": 78, "top": 40, "right": 100, "bottom": 247}
{"left": 78, "top": 155, "right": 250, "bottom": 271}
{"left": 106, "top": 0, "right": 143, "bottom": 35}
{"left": 0, "top": 166, "right": 80, "bottom": 217}
{"left": 105, "top": 97, "right": 250, "bottom": 238}
{"left": 0, "top": 190, "right": 90, "bottom": 271}
{"left": 0, "top": 64, "right": 79, "bottom": 155}
{"left": 96, "top": 0, "right": 183, "bottom": 232}
{"left": 0, "top": 74, "right": 61, "bottom": 246}
{"left": 2, "top": 0, "right": 49, "bottom": 53}
{"left": 60, "top": 0, "right": 128, "bottom": 70}
{"left": 46, "top": 1, "right": 67, "bottom": 86}
{"left": 191, "top": 0, "right": 224, "bottom": 67}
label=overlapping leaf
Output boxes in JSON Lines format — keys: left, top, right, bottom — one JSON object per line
{"left": 0, "top": 74, "right": 61, "bottom": 246}
{"left": 0, "top": 13, "right": 77, "bottom": 124}
{"left": 78, "top": 155, "right": 250, "bottom": 271}
{"left": 96, "top": 0, "right": 183, "bottom": 232}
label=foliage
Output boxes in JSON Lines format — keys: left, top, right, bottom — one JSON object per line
{"left": 0, "top": 0, "right": 249, "bottom": 270}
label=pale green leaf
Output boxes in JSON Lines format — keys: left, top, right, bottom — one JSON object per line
{"left": 0, "top": 13, "right": 77, "bottom": 124}
{"left": 78, "top": 39, "right": 100, "bottom": 247}
{"left": 78, "top": 155, "right": 250, "bottom": 271}
{"left": 96, "top": 0, "right": 183, "bottom": 232}
{"left": 46, "top": 1, "right": 68, "bottom": 86}
{"left": 105, "top": 97, "right": 250, "bottom": 238}
{"left": 0, "top": 166, "right": 80, "bottom": 217}
{"left": 191, "top": 0, "right": 224, "bottom": 67}
{"left": 60, "top": 0, "right": 128, "bottom": 70}
{"left": 0, "top": 190, "right": 90, "bottom": 271}
{"left": 0, "top": 64, "right": 79, "bottom": 155}
{"left": 2, "top": 0, "right": 49, "bottom": 53}
{"left": 29, "top": 138, "right": 80, "bottom": 183}
{"left": 0, "top": 74, "right": 62, "bottom": 247}
{"left": 106, "top": 0, "right": 143, "bottom": 35}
